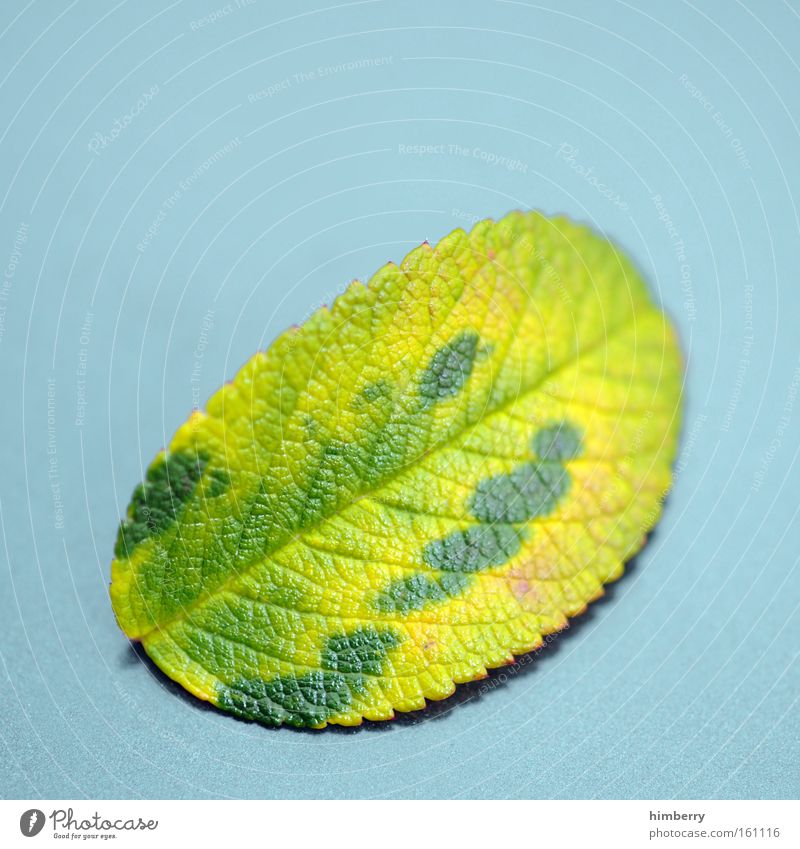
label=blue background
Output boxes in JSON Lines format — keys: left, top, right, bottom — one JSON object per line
{"left": 1, "top": 0, "right": 798, "bottom": 800}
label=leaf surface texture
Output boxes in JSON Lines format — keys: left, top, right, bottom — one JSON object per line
{"left": 110, "top": 211, "right": 682, "bottom": 727}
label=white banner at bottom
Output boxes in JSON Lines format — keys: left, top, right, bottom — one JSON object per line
{"left": 1, "top": 799, "right": 796, "bottom": 848}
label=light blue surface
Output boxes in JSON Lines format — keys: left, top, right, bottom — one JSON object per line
{"left": 1, "top": 0, "right": 798, "bottom": 800}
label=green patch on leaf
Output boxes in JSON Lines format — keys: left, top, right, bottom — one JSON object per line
{"left": 532, "top": 421, "right": 584, "bottom": 461}
{"left": 419, "top": 329, "right": 480, "bottom": 408}
{"left": 321, "top": 626, "right": 401, "bottom": 675}
{"left": 423, "top": 524, "right": 524, "bottom": 573}
{"left": 470, "top": 461, "right": 571, "bottom": 524}
{"left": 204, "top": 467, "right": 231, "bottom": 497}
{"left": 218, "top": 671, "right": 353, "bottom": 728}
{"left": 373, "top": 572, "right": 472, "bottom": 613}
{"left": 217, "top": 626, "right": 400, "bottom": 726}
{"left": 356, "top": 379, "right": 393, "bottom": 406}
{"left": 115, "top": 449, "right": 208, "bottom": 558}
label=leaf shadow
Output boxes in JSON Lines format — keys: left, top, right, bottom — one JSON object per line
{"left": 120, "top": 547, "right": 645, "bottom": 734}
{"left": 124, "top": 641, "right": 222, "bottom": 716}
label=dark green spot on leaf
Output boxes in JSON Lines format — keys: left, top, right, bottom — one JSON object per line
{"left": 357, "top": 379, "right": 393, "bottom": 405}
{"left": 300, "top": 440, "right": 363, "bottom": 523}
{"left": 218, "top": 672, "right": 352, "bottom": 728}
{"left": 322, "top": 626, "right": 400, "bottom": 676}
{"left": 532, "top": 420, "right": 583, "bottom": 461}
{"left": 469, "top": 461, "right": 570, "bottom": 524}
{"left": 413, "top": 423, "right": 579, "bottom": 591}
{"left": 423, "top": 524, "right": 523, "bottom": 572}
{"left": 216, "top": 625, "right": 400, "bottom": 726}
{"left": 419, "top": 330, "right": 480, "bottom": 408}
{"left": 115, "top": 449, "right": 210, "bottom": 559}
{"left": 373, "top": 572, "right": 472, "bottom": 613}
{"left": 203, "top": 467, "right": 231, "bottom": 497}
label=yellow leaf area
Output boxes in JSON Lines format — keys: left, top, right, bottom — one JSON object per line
{"left": 110, "top": 210, "right": 682, "bottom": 728}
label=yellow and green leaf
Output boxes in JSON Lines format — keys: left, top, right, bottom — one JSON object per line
{"left": 110, "top": 210, "right": 683, "bottom": 728}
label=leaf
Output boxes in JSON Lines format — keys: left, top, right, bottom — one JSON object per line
{"left": 110, "top": 210, "right": 682, "bottom": 728}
